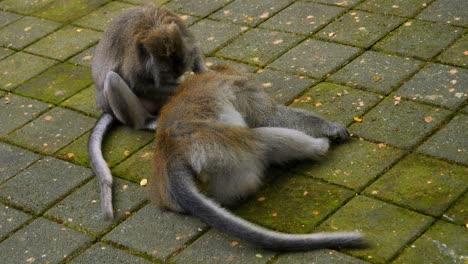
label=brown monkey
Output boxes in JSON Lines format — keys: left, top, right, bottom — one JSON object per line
{"left": 89, "top": 5, "right": 208, "bottom": 220}
{"left": 150, "top": 66, "right": 367, "bottom": 251}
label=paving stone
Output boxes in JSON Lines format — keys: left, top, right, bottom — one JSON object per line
{"left": 210, "top": 0, "right": 293, "bottom": 27}
{"left": 418, "top": 115, "right": 468, "bottom": 165}
{"left": 61, "top": 85, "right": 101, "bottom": 118}
{"left": 0, "top": 94, "right": 50, "bottom": 137}
{"left": 71, "top": 242, "right": 152, "bottom": 264}
{"left": 254, "top": 69, "right": 316, "bottom": 105}
{"left": 128, "top": 0, "right": 169, "bottom": 5}
{"left": 317, "top": 196, "right": 433, "bottom": 263}
{"left": 269, "top": 39, "right": 361, "bottom": 79}
{"left": 165, "top": 0, "right": 232, "bottom": 17}
{"left": 437, "top": 34, "right": 468, "bottom": 68}
{"left": 189, "top": 19, "right": 244, "bottom": 55}
{"left": 104, "top": 204, "right": 207, "bottom": 259}
{"left": 176, "top": 13, "right": 199, "bottom": 26}
{"left": 349, "top": 98, "right": 451, "bottom": 149}
{"left": 0, "top": 52, "right": 57, "bottom": 91}
{"left": 6, "top": 107, "right": 95, "bottom": 154}
{"left": 15, "top": 63, "right": 93, "bottom": 104}
{"left": 304, "top": 0, "right": 360, "bottom": 7}
{"left": 112, "top": 142, "right": 155, "bottom": 183}
{"left": 393, "top": 221, "right": 468, "bottom": 264}
{"left": 205, "top": 57, "right": 257, "bottom": 73}
{"left": 73, "top": 1, "right": 135, "bottom": 31}
{"left": 443, "top": 193, "right": 467, "bottom": 226}
{"left": 374, "top": 20, "right": 464, "bottom": 60}
{"left": 0, "top": 48, "right": 14, "bottom": 60}
{"left": 356, "top": 0, "right": 429, "bottom": 17}
{"left": 0, "top": 0, "right": 54, "bottom": 15}
{"left": 33, "top": 0, "right": 110, "bottom": 23}
{"left": 417, "top": 0, "right": 468, "bottom": 27}
{"left": 0, "top": 218, "right": 92, "bottom": 264}
{"left": 45, "top": 178, "right": 146, "bottom": 235}
{"left": 0, "top": 157, "right": 92, "bottom": 213}
{"left": 328, "top": 51, "right": 423, "bottom": 95}
{"left": 260, "top": 2, "right": 344, "bottom": 35}
{"left": 276, "top": 250, "right": 370, "bottom": 264}
{"left": 69, "top": 45, "right": 96, "bottom": 68}
{"left": 317, "top": 10, "right": 404, "bottom": 48}
{"left": 56, "top": 126, "right": 154, "bottom": 168}
{"left": 0, "top": 142, "right": 40, "bottom": 184}
{"left": 365, "top": 154, "right": 467, "bottom": 217}
{"left": 0, "top": 204, "right": 31, "bottom": 240}
{"left": 173, "top": 229, "right": 275, "bottom": 264}
{"left": 290, "top": 82, "right": 382, "bottom": 126}
{"left": 217, "top": 28, "right": 303, "bottom": 67}
{"left": 235, "top": 174, "right": 355, "bottom": 233}
{"left": 295, "top": 138, "right": 405, "bottom": 191}
{"left": 396, "top": 63, "right": 468, "bottom": 110}
{"left": 0, "top": 16, "right": 61, "bottom": 50}
{"left": 0, "top": 11, "right": 22, "bottom": 28}
{"left": 25, "top": 25, "right": 101, "bottom": 61}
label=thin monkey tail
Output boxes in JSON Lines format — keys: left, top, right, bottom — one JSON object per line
{"left": 168, "top": 159, "right": 370, "bottom": 251}
{"left": 88, "top": 113, "right": 116, "bottom": 221}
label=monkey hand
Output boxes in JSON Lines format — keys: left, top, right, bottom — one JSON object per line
{"left": 324, "top": 122, "right": 350, "bottom": 143}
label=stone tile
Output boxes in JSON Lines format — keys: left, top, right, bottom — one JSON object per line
{"left": 0, "top": 16, "right": 61, "bottom": 50}
{"left": 291, "top": 82, "right": 382, "bottom": 126}
{"left": 0, "top": 94, "right": 50, "bottom": 137}
{"left": 356, "top": 0, "right": 429, "bottom": 17}
{"left": 176, "top": 13, "right": 199, "bottom": 26}
{"left": 0, "top": 218, "right": 91, "bottom": 264}
{"left": 328, "top": 51, "right": 423, "bottom": 95}
{"left": 374, "top": 20, "right": 464, "bottom": 60}
{"left": 236, "top": 174, "right": 355, "bottom": 233}
{"left": 15, "top": 63, "right": 93, "bottom": 104}
{"left": 317, "top": 196, "right": 433, "bottom": 263}
{"left": 317, "top": 10, "right": 404, "bottom": 48}
{"left": 0, "top": 52, "right": 57, "bottom": 91}
{"left": 165, "top": 0, "right": 232, "bottom": 17}
{"left": 443, "top": 193, "right": 467, "bottom": 226}
{"left": 6, "top": 107, "right": 95, "bottom": 154}
{"left": 210, "top": 0, "right": 293, "bottom": 27}
{"left": 417, "top": 0, "right": 468, "bottom": 27}
{"left": 349, "top": 98, "right": 451, "bottom": 149}
{"left": 0, "top": 157, "right": 92, "bottom": 213}
{"left": 365, "top": 154, "right": 467, "bottom": 217}
{"left": 112, "top": 142, "right": 155, "bottom": 183}
{"left": 0, "top": 11, "right": 22, "bottom": 28}
{"left": 260, "top": 2, "right": 344, "bottom": 35}
{"left": 205, "top": 57, "right": 257, "bottom": 73}
{"left": 396, "top": 64, "right": 468, "bottom": 110}
{"left": 61, "top": 85, "right": 101, "bottom": 118}
{"left": 217, "top": 28, "right": 303, "bottom": 67}
{"left": 276, "top": 250, "right": 370, "bottom": 264}
{"left": 418, "top": 115, "right": 468, "bottom": 165}
{"left": 189, "top": 19, "right": 244, "bottom": 55}
{"left": 0, "top": 48, "right": 14, "bottom": 60}
{"left": 254, "top": 69, "right": 316, "bottom": 105}
{"left": 33, "top": 0, "right": 110, "bottom": 23}
{"left": 269, "top": 39, "right": 361, "bottom": 79}
{"left": 295, "top": 138, "right": 405, "bottom": 191}
{"left": 437, "top": 34, "right": 468, "bottom": 67}
{"left": 128, "top": 0, "right": 169, "bottom": 5}
{"left": 104, "top": 204, "right": 207, "bottom": 259}
{"left": 69, "top": 45, "right": 96, "bottom": 68}
{"left": 0, "top": 0, "right": 54, "bottom": 15}
{"left": 0, "top": 204, "right": 31, "bottom": 240}
{"left": 25, "top": 25, "right": 101, "bottom": 61}
{"left": 304, "top": 0, "right": 360, "bottom": 7}
{"left": 45, "top": 178, "right": 146, "bottom": 235}
{"left": 173, "top": 229, "right": 275, "bottom": 264}
{"left": 73, "top": 1, "right": 135, "bottom": 31}
{"left": 0, "top": 142, "right": 40, "bottom": 184}
{"left": 393, "top": 221, "right": 467, "bottom": 264}
{"left": 56, "top": 126, "right": 153, "bottom": 168}
{"left": 71, "top": 242, "right": 152, "bottom": 264}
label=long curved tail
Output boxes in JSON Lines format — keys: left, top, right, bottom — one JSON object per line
{"left": 168, "top": 160, "right": 369, "bottom": 251}
{"left": 88, "top": 113, "right": 115, "bottom": 220}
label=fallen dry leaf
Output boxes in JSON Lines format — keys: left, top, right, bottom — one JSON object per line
{"left": 293, "top": 98, "right": 300, "bottom": 103}
{"left": 44, "top": 115, "right": 53, "bottom": 121}
{"left": 259, "top": 12, "right": 269, "bottom": 19}
{"left": 82, "top": 55, "right": 93, "bottom": 61}
{"left": 140, "top": 152, "right": 151, "bottom": 158}
{"left": 424, "top": 116, "right": 433, "bottom": 123}
{"left": 315, "top": 102, "right": 322, "bottom": 107}
{"left": 64, "top": 153, "right": 75, "bottom": 160}
{"left": 353, "top": 116, "right": 363, "bottom": 122}
{"left": 271, "top": 212, "right": 278, "bottom": 217}
{"left": 257, "top": 196, "right": 266, "bottom": 202}
{"left": 373, "top": 75, "right": 382, "bottom": 82}
{"left": 140, "top": 178, "right": 148, "bottom": 186}
{"left": 247, "top": 17, "right": 254, "bottom": 21}
{"left": 272, "top": 39, "right": 283, "bottom": 45}
{"left": 230, "top": 241, "right": 239, "bottom": 247}
{"left": 24, "top": 26, "right": 32, "bottom": 32}
{"left": 124, "top": 149, "right": 130, "bottom": 156}
{"left": 312, "top": 210, "right": 320, "bottom": 216}
{"left": 262, "top": 82, "right": 272, "bottom": 88}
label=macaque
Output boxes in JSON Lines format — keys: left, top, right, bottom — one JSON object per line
{"left": 150, "top": 66, "right": 367, "bottom": 251}
{"left": 89, "top": 5, "right": 208, "bottom": 220}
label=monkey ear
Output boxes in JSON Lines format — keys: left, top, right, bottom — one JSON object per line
{"left": 140, "top": 23, "right": 185, "bottom": 58}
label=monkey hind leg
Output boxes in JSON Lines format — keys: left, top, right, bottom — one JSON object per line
{"left": 104, "top": 71, "right": 157, "bottom": 130}
{"left": 253, "top": 127, "right": 329, "bottom": 164}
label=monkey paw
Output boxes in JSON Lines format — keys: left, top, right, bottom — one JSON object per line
{"left": 325, "top": 122, "right": 350, "bottom": 143}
